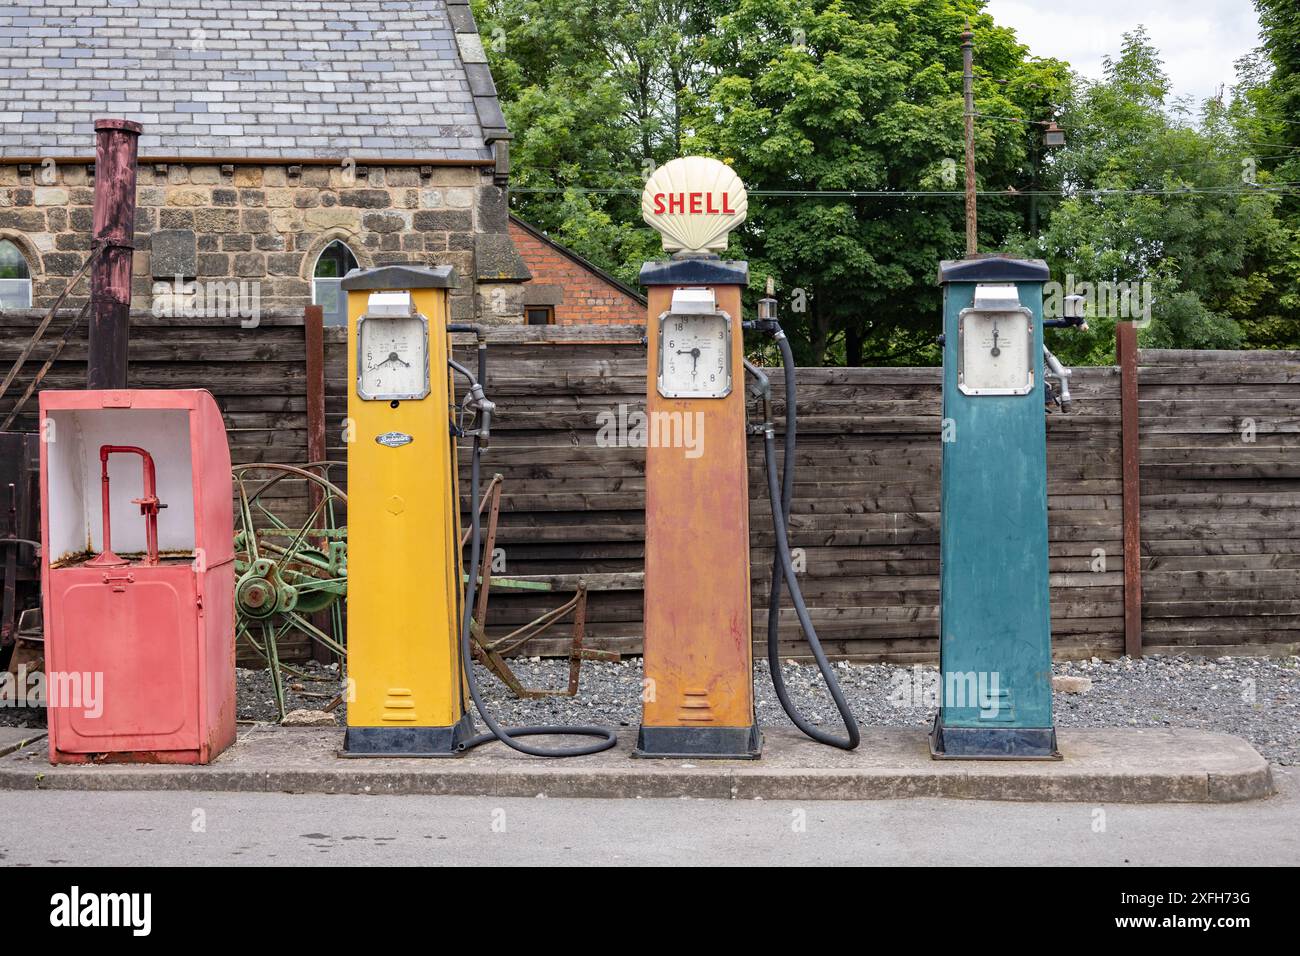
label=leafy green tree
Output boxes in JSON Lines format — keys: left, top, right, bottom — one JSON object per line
{"left": 1022, "top": 28, "right": 1291, "bottom": 363}
{"left": 690, "top": 0, "right": 1070, "bottom": 365}
{"left": 479, "top": 1, "right": 1295, "bottom": 360}
{"left": 1253, "top": 0, "right": 1300, "bottom": 178}
{"left": 1236, "top": 0, "right": 1300, "bottom": 348}
{"left": 473, "top": 0, "right": 708, "bottom": 284}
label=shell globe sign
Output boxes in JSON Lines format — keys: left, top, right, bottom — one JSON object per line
{"left": 642, "top": 156, "right": 748, "bottom": 254}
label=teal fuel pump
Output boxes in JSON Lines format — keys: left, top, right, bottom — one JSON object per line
{"left": 930, "top": 255, "right": 1074, "bottom": 759}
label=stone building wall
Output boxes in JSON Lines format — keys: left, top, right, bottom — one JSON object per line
{"left": 0, "top": 159, "right": 529, "bottom": 322}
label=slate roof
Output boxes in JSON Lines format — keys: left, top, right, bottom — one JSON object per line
{"left": 0, "top": 0, "right": 507, "bottom": 161}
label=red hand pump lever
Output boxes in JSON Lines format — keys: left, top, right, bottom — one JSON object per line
{"left": 86, "top": 445, "right": 166, "bottom": 567}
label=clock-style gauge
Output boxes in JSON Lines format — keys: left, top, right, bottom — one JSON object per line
{"left": 357, "top": 310, "right": 430, "bottom": 401}
{"left": 657, "top": 311, "right": 732, "bottom": 398}
{"left": 957, "top": 306, "right": 1034, "bottom": 396}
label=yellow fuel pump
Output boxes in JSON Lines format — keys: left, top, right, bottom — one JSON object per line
{"left": 342, "top": 265, "right": 471, "bottom": 756}
{"left": 342, "top": 264, "right": 615, "bottom": 758}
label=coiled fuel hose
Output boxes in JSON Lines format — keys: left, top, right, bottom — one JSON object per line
{"left": 449, "top": 359, "right": 617, "bottom": 756}
{"left": 758, "top": 327, "right": 861, "bottom": 750}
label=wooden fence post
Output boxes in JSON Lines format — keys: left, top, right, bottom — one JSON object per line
{"left": 1117, "top": 321, "right": 1143, "bottom": 657}
{"left": 304, "top": 304, "right": 333, "bottom": 663}
{"left": 305, "top": 304, "right": 326, "bottom": 469}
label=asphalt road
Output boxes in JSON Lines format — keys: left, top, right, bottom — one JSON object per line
{"left": 1, "top": 768, "right": 1296, "bottom": 866}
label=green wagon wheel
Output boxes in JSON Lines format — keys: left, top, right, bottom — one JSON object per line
{"left": 232, "top": 462, "right": 348, "bottom": 721}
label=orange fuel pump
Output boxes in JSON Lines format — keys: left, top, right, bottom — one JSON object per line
{"left": 635, "top": 158, "right": 859, "bottom": 758}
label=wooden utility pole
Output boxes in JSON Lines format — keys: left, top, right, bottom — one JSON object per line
{"left": 961, "top": 23, "right": 977, "bottom": 257}
{"left": 87, "top": 118, "right": 141, "bottom": 390}
{"left": 1117, "top": 321, "right": 1143, "bottom": 657}
{"left": 303, "top": 303, "right": 335, "bottom": 663}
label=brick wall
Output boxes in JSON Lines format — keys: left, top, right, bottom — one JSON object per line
{"left": 0, "top": 160, "right": 530, "bottom": 322}
{"left": 509, "top": 218, "right": 645, "bottom": 325}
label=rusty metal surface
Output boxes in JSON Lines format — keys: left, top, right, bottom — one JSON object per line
{"left": 88, "top": 445, "right": 164, "bottom": 567}
{"left": 642, "top": 282, "right": 754, "bottom": 730}
{"left": 465, "top": 474, "right": 616, "bottom": 698}
{"left": 0, "top": 433, "right": 40, "bottom": 665}
{"left": 6, "top": 607, "right": 44, "bottom": 676}
{"left": 87, "top": 118, "right": 142, "bottom": 391}
{"left": 471, "top": 472, "right": 502, "bottom": 632}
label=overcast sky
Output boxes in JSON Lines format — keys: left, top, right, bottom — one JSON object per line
{"left": 983, "top": 0, "right": 1263, "bottom": 104}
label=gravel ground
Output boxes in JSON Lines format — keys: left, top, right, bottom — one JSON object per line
{"left": 6, "top": 654, "right": 1297, "bottom": 766}
{"left": 238, "top": 653, "right": 1300, "bottom": 767}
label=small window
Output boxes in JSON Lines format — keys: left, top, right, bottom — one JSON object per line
{"left": 526, "top": 306, "right": 554, "bottom": 326}
{"left": 0, "top": 239, "right": 32, "bottom": 309}
{"left": 312, "top": 240, "right": 359, "bottom": 327}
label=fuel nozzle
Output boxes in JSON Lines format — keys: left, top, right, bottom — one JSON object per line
{"left": 462, "top": 382, "right": 495, "bottom": 442}
{"left": 448, "top": 357, "right": 495, "bottom": 443}
{"left": 743, "top": 357, "right": 773, "bottom": 433}
{"left": 1064, "top": 293, "right": 1088, "bottom": 331}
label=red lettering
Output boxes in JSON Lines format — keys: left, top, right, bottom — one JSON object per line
{"left": 651, "top": 191, "right": 740, "bottom": 219}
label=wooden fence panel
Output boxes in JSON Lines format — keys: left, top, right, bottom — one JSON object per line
{"left": 0, "top": 308, "right": 315, "bottom": 663}
{"left": 6, "top": 313, "right": 1294, "bottom": 664}
{"left": 1137, "top": 349, "right": 1300, "bottom": 656}
{"left": 397, "top": 329, "right": 1122, "bottom": 663}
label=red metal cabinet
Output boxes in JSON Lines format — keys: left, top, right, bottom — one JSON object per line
{"left": 40, "top": 389, "right": 235, "bottom": 764}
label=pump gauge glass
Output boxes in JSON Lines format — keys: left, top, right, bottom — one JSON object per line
{"left": 657, "top": 312, "right": 732, "bottom": 399}
{"left": 357, "top": 313, "right": 430, "bottom": 400}
{"left": 957, "top": 308, "right": 1034, "bottom": 396}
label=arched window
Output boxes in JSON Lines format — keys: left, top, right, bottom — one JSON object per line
{"left": 0, "top": 239, "right": 32, "bottom": 310}
{"left": 311, "top": 240, "right": 359, "bottom": 327}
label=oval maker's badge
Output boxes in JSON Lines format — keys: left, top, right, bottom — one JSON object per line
{"left": 375, "top": 431, "right": 414, "bottom": 448}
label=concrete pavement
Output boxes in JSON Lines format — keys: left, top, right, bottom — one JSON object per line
{"left": 0, "top": 724, "right": 1275, "bottom": 803}
{"left": 1, "top": 769, "right": 1296, "bottom": 866}
{"left": 0, "top": 727, "right": 43, "bottom": 759}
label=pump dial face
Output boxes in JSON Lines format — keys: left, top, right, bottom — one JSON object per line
{"left": 958, "top": 309, "right": 1034, "bottom": 396}
{"left": 357, "top": 314, "right": 430, "bottom": 400}
{"left": 658, "top": 312, "right": 732, "bottom": 398}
